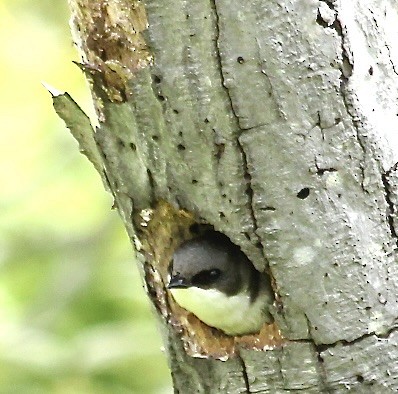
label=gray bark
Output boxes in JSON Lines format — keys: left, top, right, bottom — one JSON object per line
{"left": 56, "top": 0, "right": 398, "bottom": 392}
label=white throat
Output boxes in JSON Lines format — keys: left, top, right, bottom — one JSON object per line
{"left": 170, "top": 286, "right": 267, "bottom": 335}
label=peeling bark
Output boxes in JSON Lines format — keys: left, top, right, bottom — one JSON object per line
{"left": 57, "top": 0, "right": 398, "bottom": 391}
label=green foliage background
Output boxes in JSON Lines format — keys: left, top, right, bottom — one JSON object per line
{"left": 0, "top": 1, "right": 171, "bottom": 392}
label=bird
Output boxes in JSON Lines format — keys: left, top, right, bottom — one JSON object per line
{"left": 167, "top": 232, "right": 274, "bottom": 336}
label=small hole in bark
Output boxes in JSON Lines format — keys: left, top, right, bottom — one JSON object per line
{"left": 297, "top": 188, "right": 310, "bottom": 199}
{"left": 192, "top": 179, "right": 198, "bottom": 184}
{"left": 368, "top": 66, "right": 373, "bottom": 76}
{"left": 204, "top": 118, "right": 210, "bottom": 123}
{"left": 177, "top": 144, "right": 186, "bottom": 151}
{"left": 219, "top": 212, "right": 225, "bottom": 218}
{"left": 173, "top": 109, "right": 179, "bottom": 114}
{"left": 158, "top": 94, "right": 165, "bottom": 101}
{"left": 153, "top": 75, "right": 162, "bottom": 84}
{"left": 237, "top": 56, "right": 245, "bottom": 64}
{"left": 152, "top": 135, "right": 159, "bottom": 141}
{"left": 130, "top": 142, "right": 137, "bottom": 151}
{"left": 356, "top": 375, "right": 364, "bottom": 383}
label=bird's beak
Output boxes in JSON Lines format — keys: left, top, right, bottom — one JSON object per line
{"left": 167, "top": 275, "right": 189, "bottom": 289}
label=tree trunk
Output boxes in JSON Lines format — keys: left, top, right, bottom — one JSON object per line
{"left": 55, "top": 0, "right": 398, "bottom": 391}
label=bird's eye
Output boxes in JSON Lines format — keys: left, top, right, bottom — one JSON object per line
{"left": 192, "top": 268, "right": 221, "bottom": 286}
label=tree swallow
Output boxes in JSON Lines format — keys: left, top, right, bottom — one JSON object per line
{"left": 168, "top": 232, "right": 274, "bottom": 336}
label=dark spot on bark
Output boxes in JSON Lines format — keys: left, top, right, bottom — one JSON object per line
{"left": 192, "top": 179, "right": 198, "bottom": 184}
{"left": 130, "top": 142, "right": 137, "bottom": 151}
{"left": 177, "top": 144, "right": 186, "bottom": 151}
{"left": 117, "top": 138, "right": 125, "bottom": 148}
{"left": 215, "top": 143, "right": 225, "bottom": 160}
{"left": 147, "top": 169, "right": 154, "bottom": 189}
{"left": 219, "top": 212, "right": 225, "bottom": 218}
{"left": 152, "top": 135, "right": 159, "bottom": 141}
{"left": 368, "top": 66, "right": 373, "bottom": 76}
{"left": 204, "top": 118, "right": 210, "bottom": 123}
{"left": 173, "top": 109, "right": 179, "bottom": 114}
{"left": 297, "top": 188, "right": 310, "bottom": 199}
{"left": 356, "top": 375, "right": 364, "bottom": 383}
{"left": 237, "top": 56, "right": 245, "bottom": 64}
{"left": 158, "top": 94, "right": 165, "bottom": 101}
{"left": 153, "top": 75, "right": 161, "bottom": 84}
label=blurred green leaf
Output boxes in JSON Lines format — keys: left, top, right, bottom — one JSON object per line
{"left": 0, "top": 1, "right": 171, "bottom": 392}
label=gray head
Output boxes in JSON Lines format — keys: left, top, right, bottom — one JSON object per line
{"left": 168, "top": 232, "right": 255, "bottom": 296}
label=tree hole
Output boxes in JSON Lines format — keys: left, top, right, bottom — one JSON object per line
{"left": 297, "top": 188, "right": 310, "bottom": 199}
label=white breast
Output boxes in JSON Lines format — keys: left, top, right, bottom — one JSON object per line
{"left": 170, "top": 286, "right": 267, "bottom": 335}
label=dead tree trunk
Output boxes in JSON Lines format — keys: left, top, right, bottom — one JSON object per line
{"left": 55, "top": 0, "right": 398, "bottom": 391}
